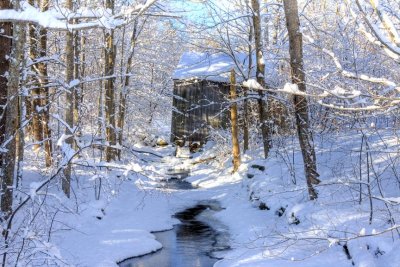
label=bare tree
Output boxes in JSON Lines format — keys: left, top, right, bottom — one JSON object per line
{"left": 283, "top": 0, "right": 320, "bottom": 200}
{"left": 0, "top": 0, "right": 13, "bottom": 218}
{"left": 38, "top": 0, "right": 52, "bottom": 167}
{"left": 1, "top": 0, "right": 25, "bottom": 219}
{"left": 243, "top": 1, "right": 253, "bottom": 153}
{"left": 28, "top": 0, "right": 43, "bottom": 152}
{"left": 104, "top": 0, "right": 117, "bottom": 162}
{"left": 230, "top": 69, "right": 241, "bottom": 172}
{"left": 73, "top": 19, "right": 82, "bottom": 151}
{"left": 117, "top": 19, "right": 139, "bottom": 159}
{"left": 62, "top": 0, "right": 75, "bottom": 198}
{"left": 251, "top": 0, "right": 272, "bottom": 159}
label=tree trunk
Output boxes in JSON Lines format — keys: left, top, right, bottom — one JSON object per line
{"left": 15, "top": 12, "right": 27, "bottom": 189}
{"left": 104, "top": 0, "right": 117, "bottom": 162}
{"left": 0, "top": 0, "right": 13, "bottom": 219}
{"left": 117, "top": 21, "right": 138, "bottom": 159}
{"left": 262, "top": 0, "right": 270, "bottom": 48}
{"left": 28, "top": 0, "right": 43, "bottom": 152}
{"left": 251, "top": 0, "right": 272, "bottom": 159}
{"left": 243, "top": 87, "right": 249, "bottom": 152}
{"left": 98, "top": 78, "right": 104, "bottom": 140}
{"left": 73, "top": 22, "right": 81, "bottom": 150}
{"left": 1, "top": 2, "right": 25, "bottom": 220}
{"left": 243, "top": 5, "right": 253, "bottom": 153}
{"left": 230, "top": 70, "right": 241, "bottom": 172}
{"left": 63, "top": 0, "right": 74, "bottom": 198}
{"left": 80, "top": 33, "right": 86, "bottom": 109}
{"left": 283, "top": 0, "right": 320, "bottom": 200}
{"left": 0, "top": 2, "right": 12, "bottom": 149}
{"left": 15, "top": 84, "right": 25, "bottom": 189}
{"left": 1, "top": 7, "right": 25, "bottom": 267}
{"left": 38, "top": 0, "right": 52, "bottom": 167}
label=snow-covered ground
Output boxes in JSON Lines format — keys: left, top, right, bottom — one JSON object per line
{"left": 17, "top": 130, "right": 400, "bottom": 267}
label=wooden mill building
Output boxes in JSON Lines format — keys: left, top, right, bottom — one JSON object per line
{"left": 170, "top": 52, "right": 252, "bottom": 143}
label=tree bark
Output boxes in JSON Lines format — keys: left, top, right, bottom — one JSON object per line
{"left": 38, "top": 0, "right": 52, "bottom": 167}
{"left": 1, "top": 7, "right": 25, "bottom": 267}
{"left": 243, "top": 4, "right": 253, "bottom": 153}
{"left": 1, "top": 0, "right": 25, "bottom": 220}
{"left": 0, "top": 0, "right": 13, "bottom": 219}
{"left": 28, "top": 0, "right": 43, "bottom": 152}
{"left": 283, "top": 0, "right": 320, "bottom": 200}
{"left": 63, "top": 0, "right": 74, "bottom": 198}
{"left": 4, "top": 23, "right": 24, "bottom": 213}
{"left": 251, "top": 0, "right": 272, "bottom": 159}
{"left": 230, "top": 70, "right": 241, "bottom": 172}
{"left": 15, "top": 81, "right": 25, "bottom": 189}
{"left": 79, "top": 33, "right": 86, "bottom": 112}
{"left": 0, "top": 3, "right": 12, "bottom": 148}
{"left": 104, "top": 0, "right": 117, "bottom": 162}
{"left": 117, "top": 20, "right": 138, "bottom": 160}
{"left": 72, "top": 21, "right": 81, "bottom": 150}
{"left": 243, "top": 88, "right": 249, "bottom": 152}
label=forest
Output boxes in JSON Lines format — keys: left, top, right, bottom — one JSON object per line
{"left": 0, "top": 0, "right": 399, "bottom": 266}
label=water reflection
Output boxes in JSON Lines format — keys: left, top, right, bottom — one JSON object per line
{"left": 159, "top": 179, "right": 194, "bottom": 190}
{"left": 118, "top": 205, "right": 227, "bottom": 267}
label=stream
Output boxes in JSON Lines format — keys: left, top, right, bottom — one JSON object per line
{"left": 118, "top": 176, "right": 230, "bottom": 267}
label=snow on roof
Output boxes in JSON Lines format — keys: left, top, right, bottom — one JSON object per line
{"left": 172, "top": 52, "right": 253, "bottom": 83}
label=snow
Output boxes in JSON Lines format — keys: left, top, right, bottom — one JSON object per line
{"left": 27, "top": 130, "right": 392, "bottom": 266}
{"left": 5, "top": 128, "right": 400, "bottom": 267}
{"left": 282, "top": 83, "right": 306, "bottom": 95}
{"left": 172, "top": 51, "right": 250, "bottom": 83}
{"left": 29, "top": 182, "right": 41, "bottom": 199}
{"left": 173, "top": 51, "right": 278, "bottom": 83}
{"left": 69, "top": 79, "right": 80, "bottom": 88}
{"left": 175, "top": 145, "right": 191, "bottom": 158}
{"left": 51, "top": 178, "right": 182, "bottom": 266}
{"left": 243, "top": 79, "right": 263, "bottom": 90}
{"left": 0, "top": 0, "right": 158, "bottom": 30}
{"left": 2, "top": 0, "right": 399, "bottom": 266}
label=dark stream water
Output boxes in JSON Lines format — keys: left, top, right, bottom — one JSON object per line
{"left": 118, "top": 178, "right": 229, "bottom": 267}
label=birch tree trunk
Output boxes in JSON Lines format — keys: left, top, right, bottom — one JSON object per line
{"left": 283, "top": 0, "right": 320, "bottom": 200}
{"left": 230, "top": 70, "right": 241, "bottom": 172}
{"left": 62, "top": 0, "right": 74, "bottom": 198}
{"left": 251, "top": 0, "right": 272, "bottom": 159}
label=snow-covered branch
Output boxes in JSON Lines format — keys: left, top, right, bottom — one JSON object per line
{"left": 304, "top": 33, "right": 400, "bottom": 93}
{"left": 0, "top": 0, "right": 160, "bottom": 31}
{"left": 354, "top": 0, "right": 400, "bottom": 60}
{"left": 242, "top": 78, "right": 397, "bottom": 112}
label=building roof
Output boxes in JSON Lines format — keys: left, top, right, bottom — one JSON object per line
{"left": 172, "top": 51, "right": 254, "bottom": 83}
{"left": 172, "top": 51, "right": 279, "bottom": 84}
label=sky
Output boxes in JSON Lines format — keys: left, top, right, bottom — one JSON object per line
{"left": 168, "top": 0, "right": 231, "bottom": 22}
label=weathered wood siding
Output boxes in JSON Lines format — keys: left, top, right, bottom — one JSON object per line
{"left": 171, "top": 80, "right": 229, "bottom": 143}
